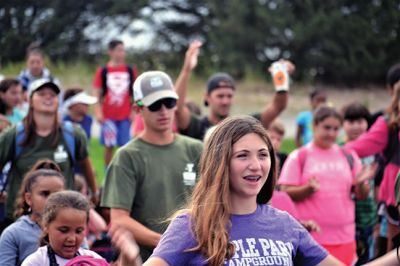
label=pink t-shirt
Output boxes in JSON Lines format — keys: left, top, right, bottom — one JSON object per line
{"left": 270, "top": 190, "right": 299, "bottom": 219}
{"left": 278, "top": 142, "right": 362, "bottom": 245}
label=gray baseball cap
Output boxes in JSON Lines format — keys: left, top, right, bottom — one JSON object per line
{"left": 133, "top": 71, "right": 178, "bottom": 106}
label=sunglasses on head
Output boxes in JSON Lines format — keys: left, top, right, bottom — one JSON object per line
{"left": 145, "top": 98, "right": 177, "bottom": 112}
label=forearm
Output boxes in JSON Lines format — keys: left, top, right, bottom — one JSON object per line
{"left": 260, "top": 91, "right": 288, "bottom": 129}
{"left": 80, "top": 158, "right": 98, "bottom": 196}
{"left": 354, "top": 182, "right": 369, "bottom": 200}
{"left": 174, "top": 67, "right": 192, "bottom": 130}
{"left": 280, "top": 184, "right": 314, "bottom": 202}
{"left": 111, "top": 210, "right": 161, "bottom": 247}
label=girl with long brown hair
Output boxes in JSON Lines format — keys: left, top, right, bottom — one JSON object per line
{"left": 0, "top": 78, "right": 97, "bottom": 228}
{"left": 121, "top": 116, "right": 342, "bottom": 265}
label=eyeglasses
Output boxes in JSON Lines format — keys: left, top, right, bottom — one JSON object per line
{"left": 147, "top": 98, "right": 177, "bottom": 112}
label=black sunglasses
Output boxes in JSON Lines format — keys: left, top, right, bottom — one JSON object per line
{"left": 147, "top": 98, "right": 177, "bottom": 112}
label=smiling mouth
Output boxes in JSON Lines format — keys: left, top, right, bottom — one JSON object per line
{"left": 243, "top": 176, "right": 261, "bottom": 182}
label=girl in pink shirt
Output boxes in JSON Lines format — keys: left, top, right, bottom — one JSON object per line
{"left": 346, "top": 63, "right": 400, "bottom": 252}
{"left": 279, "top": 106, "right": 374, "bottom": 266}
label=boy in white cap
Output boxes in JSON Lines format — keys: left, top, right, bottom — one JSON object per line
{"left": 63, "top": 88, "right": 97, "bottom": 139}
{"left": 101, "top": 71, "right": 203, "bottom": 261}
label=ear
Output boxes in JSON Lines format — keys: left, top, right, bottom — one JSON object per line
{"left": 203, "top": 92, "right": 209, "bottom": 107}
{"left": 24, "top": 192, "right": 32, "bottom": 207}
{"left": 132, "top": 103, "right": 142, "bottom": 114}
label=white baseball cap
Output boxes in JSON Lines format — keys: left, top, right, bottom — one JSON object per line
{"left": 28, "top": 78, "right": 61, "bottom": 98}
{"left": 63, "top": 91, "right": 97, "bottom": 109}
{"left": 133, "top": 71, "right": 178, "bottom": 106}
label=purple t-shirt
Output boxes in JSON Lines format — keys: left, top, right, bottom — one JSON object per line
{"left": 151, "top": 204, "right": 328, "bottom": 265}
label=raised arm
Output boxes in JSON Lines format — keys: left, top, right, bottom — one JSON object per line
{"left": 175, "top": 41, "right": 202, "bottom": 131}
{"left": 259, "top": 60, "right": 295, "bottom": 129}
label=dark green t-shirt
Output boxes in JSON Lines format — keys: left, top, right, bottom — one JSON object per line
{"left": 0, "top": 124, "right": 88, "bottom": 219}
{"left": 101, "top": 134, "right": 203, "bottom": 260}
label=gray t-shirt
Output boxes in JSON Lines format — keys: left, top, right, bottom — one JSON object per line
{"left": 152, "top": 204, "right": 328, "bottom": 265}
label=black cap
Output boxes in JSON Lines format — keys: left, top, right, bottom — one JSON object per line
{"left": 206, "top": 73, "right": 235, "bottom": 94}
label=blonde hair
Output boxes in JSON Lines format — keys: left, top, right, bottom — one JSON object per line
{"left": 184, "top": 116, "right": 276, "bottom": 265}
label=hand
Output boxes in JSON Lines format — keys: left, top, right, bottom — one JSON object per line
{"left": 109, "top": 224, "right": 142, "bottom": 265}
{"left": 355, "top": 162, "right": 378, "bottom": 185}
{"left": 300, "top": 220, "right": 321, "bottom": 232}
{"left": 268, "top": 59, "right": 296, "bottom": 75}
{"left": 183, "top": 40, "right": 202, "bottom": 72}
{"left": 0, "top": 115, "right": 10, "bottom": 132}
{"left": 307, "top": 176, "right": 320, "bottom": 193}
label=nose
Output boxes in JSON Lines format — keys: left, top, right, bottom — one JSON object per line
{"left": 248, "top": 155, "right": 262, "bottom": 171}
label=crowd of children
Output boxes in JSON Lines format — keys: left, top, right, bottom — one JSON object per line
{"left": 0, "top": 40, "right": 399, "bottom": 266}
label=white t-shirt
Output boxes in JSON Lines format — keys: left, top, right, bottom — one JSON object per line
{"left": 21, "top": 246, "right": 104, "bottom": 266}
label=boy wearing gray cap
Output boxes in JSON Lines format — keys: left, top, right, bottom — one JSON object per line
{"left": 100, "top": 71, "right": 203, "bottom": 261}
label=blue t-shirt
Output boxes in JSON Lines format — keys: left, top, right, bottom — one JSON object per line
{"left": 0, "top": 215, "right": 41, "bottom": 266}
{"left": 152, "top": 204, "right": 328, "bottom": 265}
{"left": 63, "top": 114, "right": 93, "bottom": 140}
{"left": 296, "top": 111, "right": 313, "bottom": 145}
{"left": 6, "top": 108, "right": 25, "bottom": 125}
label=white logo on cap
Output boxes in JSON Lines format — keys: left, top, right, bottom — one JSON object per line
{"left": 150, "top": 77, "right": 164, "bottom": 88}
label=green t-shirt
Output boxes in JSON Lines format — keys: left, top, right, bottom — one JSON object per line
{"left": 101, "top": 134, "right": 203, "bottom": 260}
{"left": 0, "top": 124, "right": 88, "bottom": 219}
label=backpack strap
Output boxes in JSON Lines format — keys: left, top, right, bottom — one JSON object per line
{"left": 15, "top": 121, "right": 76, "bottom": 165}
{"left": 297, "top": 146, "right": 308, "bottom": 175}
{"left": 340, "top": 147, "right": 354, "bottom": 173}
{"left": 100, "top": 65, "right": 108, "bottom": 98}
{"left": 61, "top": 121, "right": 76, "bottom": 165}
{"left": 15, "top": 122, "right": 25, "bottom": 158}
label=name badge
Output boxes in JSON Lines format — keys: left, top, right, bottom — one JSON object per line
{"left": 54, "top": 145, "right": 68, "bottom": 163}
{"left": 183, "top": 163, "right": 196, "bottom": 186}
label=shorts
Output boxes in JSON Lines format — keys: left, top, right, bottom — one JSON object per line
{"left": 378, "top": 202, "right": 400, "bottom": 226}
{"left": 322, "top": 241, "right": 357, "bottom": 266}
{"left": 100, "top": 119, "right": 131, "bottom": 147}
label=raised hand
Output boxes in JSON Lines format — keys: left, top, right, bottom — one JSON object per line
{"left": 183, "top": 40, "right": 202, "bottom": 72}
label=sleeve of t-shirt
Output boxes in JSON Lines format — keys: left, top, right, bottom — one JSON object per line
{"left": 179, "top": 114, "right": 203, "bottom": 140}
{"left": 278, "top": 149, "right": 303, "bottom": 186}
{"left": 0, "top": 126, "right": 15, "bottom": 168}
{"left": 296, "top": 112, "right": 306, "bottom": 126}
{"left": 100, "top": 147, "right": 139, "bottom": 210}
{"left": 151, "top": 214, "right": 201, "bottom": 265}
{"left": 291, "top": 217, "right": 328, "bottom": 265}
{"left": 93, "top": 67, "right": 103, "bottom": 90}
{"left": 0, "top": 226, "right": 19, "bottom": 265}
{"left": 345, "top": 116, "right": 389, "bottom": 158}
{"left": 73, "top": 124, "right": 89, "bottom": 161}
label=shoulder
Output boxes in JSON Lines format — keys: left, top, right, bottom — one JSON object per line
{"left": 176, "top": 134, "right": 203, "bottom": 147}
